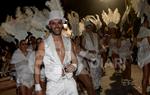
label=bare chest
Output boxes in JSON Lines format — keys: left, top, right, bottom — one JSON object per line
{"left": 54, "top": 39, "right": 65, "bottom": 63}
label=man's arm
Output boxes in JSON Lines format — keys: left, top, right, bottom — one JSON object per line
{"left": 65, "top": 41, "right": 78, "bottom": 72}
{"left": 34, "top": 41, "right": 45, "bottom": 92}
{"left": 71, "top": 42, "right": 78, "bottom": 66}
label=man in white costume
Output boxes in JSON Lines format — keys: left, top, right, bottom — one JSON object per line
{"left": 34, "top": 10, "right": 78, "bottom": 95}
{"left": 28, "top": 37, "right": 46, "bottom": 94}
{"left": 80, "top": 20, "right": 102, "bottom": 94}
{"left": 73, "top": 36, "right": 96, "bottom": 95}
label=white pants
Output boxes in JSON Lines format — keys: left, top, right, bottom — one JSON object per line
{"left": 46, "top": 77, "right": 78, "bottom": 95}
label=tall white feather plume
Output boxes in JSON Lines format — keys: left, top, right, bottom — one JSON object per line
{"left": 120, "top": 6, "right": 131, "bottom": 26}
{"left": 29, "top": 7, "right": 47, "bottom": 38}
{"left": 1, "top": 19, "right": 28, "bottom": 41}
{"left": 113, "top": 8, "right": 121, "bottom": 24}
{"left": 30, "top": 7, "right": 47, "bottom": 30}
{"left": 102, "top": 8, "right": 121, "bottom": 26}
{"left": 45, "top": 0, "right": 63, "bottom": 12}
{"left": 0, "top": 23, "right": 16, "bottom": 43}
{"left": 67, "top": 11, "right": 79, "bottom": 37}
{"left": 102, "top": 10, "right": 109, "bottom": 25}
{"left": 45, "top": 0, "right": 64, "bottom": 24}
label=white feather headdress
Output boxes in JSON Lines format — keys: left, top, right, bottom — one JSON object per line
{"left": 102, "top": 8, "right": 121, "bottom": 28}
{"left": 83, "top": 14, "right": 102, "bottom": 31}
{"left": 45, "top": 0, "right": 64, "bottom": 23}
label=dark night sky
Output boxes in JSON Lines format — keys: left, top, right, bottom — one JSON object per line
{"left": 0, "top": 0, "right": 126, "bottom": 24}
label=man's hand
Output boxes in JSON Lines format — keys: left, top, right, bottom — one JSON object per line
{"left": 65, "top": 64, "right": 77, "bottom": 73}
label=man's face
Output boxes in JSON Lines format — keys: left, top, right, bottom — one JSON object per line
{"left": 48, "top": 19, "right": 63, "bottom": 35}
{"left": 19, "top": 41, "right": 28, "bottom": 51}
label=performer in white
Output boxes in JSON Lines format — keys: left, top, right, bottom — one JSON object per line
{"left": 67, "top": 11, "right": 98, "bottom": 95}
{"left": 73, "top": 36, "right": 96, "bottom": 95}
{"left": 34, "top": 9, "right": 78, "bottom": 95}
{"left": 102, "top": 8, "right": 121, "bottom": 75}
{"left": 118, "top": 32, "right": 133, "bottom": 86}
{"left": 10, "top": 40, "right": 33, "bottom": 95}
{"left": 28, "top": 37, "right": 46, "bottom": 94}
{"left": 80, "top": 16, "right": 102, "bottom": 94}
{"left": 137, "top": 15, "right": 150, "bottom": 95}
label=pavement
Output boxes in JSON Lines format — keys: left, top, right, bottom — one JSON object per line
{"left": 0, "top": 77, "right": 16, "bottom": 95}
{"left": 101, "top": 63, "right": 142, "bottom": 95}
{"left": 0, "top": 64, "right": 143, "bottom": 95}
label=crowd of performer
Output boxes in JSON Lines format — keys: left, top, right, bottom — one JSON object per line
{"left": 0, "top": 1, "right": 150, "bottom": 95}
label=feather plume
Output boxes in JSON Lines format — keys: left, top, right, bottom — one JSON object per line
{"left": 79, "top": 20, "right": 85, "bottom": 36}
{"left": 1, "top": 0, "right": 66, "bottom": 41}
{"left": 0, "top": 24, "right": 16, "bottom": 43}
{"left": 45, "top": 0, "right": 63, "bottom": 12}
{"left": 67, "top": 11, "right": 80, "bottom": 37}
{"left": 102, "top": 10, "right": 109, "bottom": 25}
{"left": 113, "top": 8, "right": 121, "bottom": 24}
{"left": 102, "top": 8, "right": 121, "bottom": 26}
{"left": 1, "top": 6, "right": 47, "bottom": 41}
{"left": 131, "top": 0, "right": 143, "bottom": 17}
{"left": 30, "top": 7, "right": 48, "bottom": 31}
{"left": 2, "top": 20, "right": 28, "bottom": 41}
{"left": 0, "top": 26, "right": 8, "bottom": 38}
{"left": 143, "top": 1, "right": 150, "bottom": 23}
{"left": 83, "top": 14, "right": 102, "bottom": 31}
{"left": 120, "top": 6, "right": 131, "bottom": 26}
{"left": 131, "top": 0, "right": 150, "bottom": 22}
{"left": 29, "top": 8, "right": 47, "bottom": 38}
